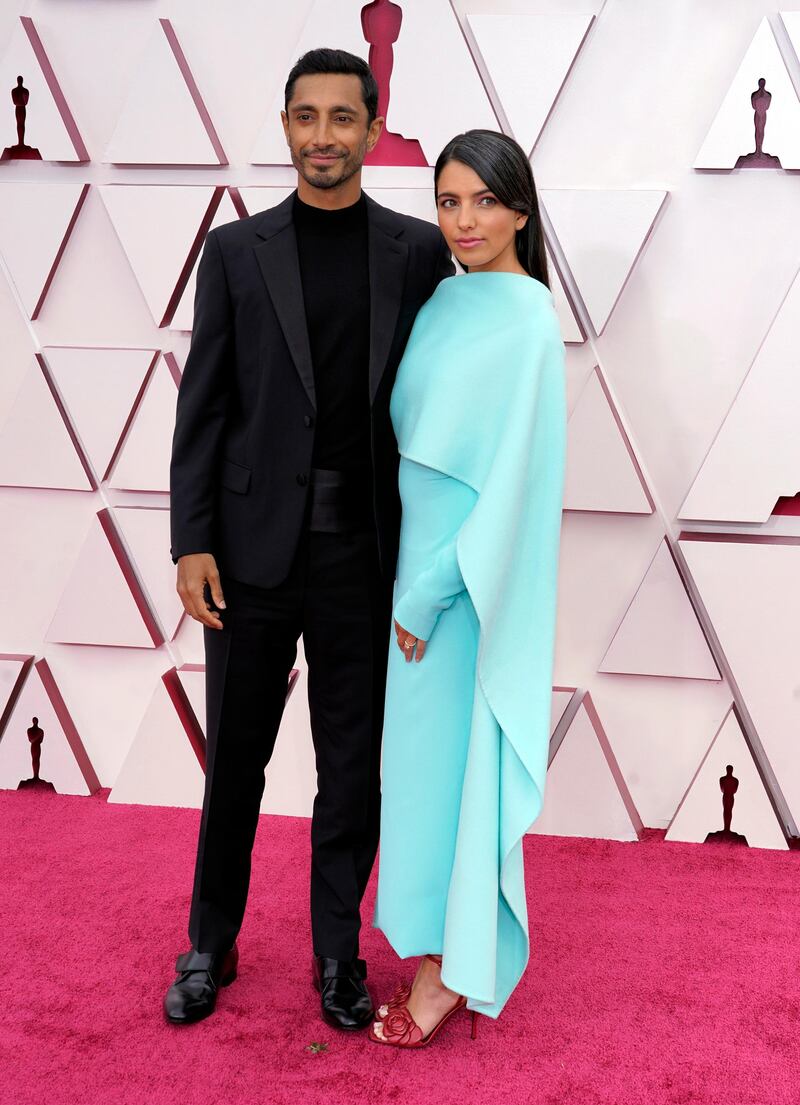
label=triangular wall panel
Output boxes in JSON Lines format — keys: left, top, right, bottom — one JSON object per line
{"left": 564, "top": 367, "right": 652, "bottom": 513}
{"left": 680, "top": 536, "right": 800, "bottom": 830}
{"left": 694, "top": 18, "right": 800, "bottom": 169}
{"left": 0, "top": 183, "right": 89, "bottom": 319}
{"left": 176, "top": 664, "right": 206, "bottom": 737}
{"left": 236, "top": 186, "right": 295, "bottom": 217}
{"left": 170, "top": 189, "right": 244, "bottom": 331}
{"left": 115, "top": 507, "right": 184, "bottom": 640}
{"left": 0, "top": 356, "right": 93, "bottom": 491}
{"left": 43, "top": 347, "right": 158, "bottom": 482}
{"left": 0, "top": 659, "right": 99, "bottom": 794}
{"left": 109, "top": 675, "right": 205, "bottom": 808}
{"left": 172, "top": 614, "right": 205, "bottom": 665}
{"left": 104, "top": 18, "right": 226, "bottom": 166}
{"left": 600, "top": 540, "right": 720, "bottom": 680}
{"left": 783, "top": 12, "right": 800, "bottom": 65}
{"left": 550, "top": 688, "right": 575, "bottom": 739}
{"left": 666, "top": 707, "right": 787, "bottom": 850}
{"left": 0, "top": 18, "right": 88, "bottom": 162}
{"left": 679, "top": 269, "right": 800, "bottom": 523}
{"left": 549, "top": 255, "right": 584, "bottom": 344}
{"left": 541, "top": 189, "right": 666, "bottom": 334}
{"left": 0, "top": 654, "right": 34, "bottom": 739}
{"left": 529, "top": 694, "right": 642, "bottom": 841}
{"left": 107, "top": 353, "right": 179, "bottom": 492}
{"left": 100, "top": 185, "right": 220, "bottom": 327}
{"left": 46, "top": 511, "right": 161, "bottom": 649}
{"left": 467, "top": 13, "right": 593, "bottom": 154}
{"left": 590, "top": 676, "right": 733, "bottom": 830}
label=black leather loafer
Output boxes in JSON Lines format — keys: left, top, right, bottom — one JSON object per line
{"left": 163, "top": 944, "right": 239, "bottom": 1025}
{"left": 312, "top": 955, "right": 374, "bottom": 1031}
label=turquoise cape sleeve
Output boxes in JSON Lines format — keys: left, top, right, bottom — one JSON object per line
{"left": 389, "top": 272, "right": 566, "bottom": 1010}
{"left": 393, "top": 533, "right": 466, "bottom": 641}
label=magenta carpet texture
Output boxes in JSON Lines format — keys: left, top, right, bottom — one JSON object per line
{"left": 1, "top": 788, "right": 798, "bottom": 1105}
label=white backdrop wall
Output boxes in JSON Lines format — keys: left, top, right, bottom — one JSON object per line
{"left": 0, "top": 0, "right": 799, "bottom": 850}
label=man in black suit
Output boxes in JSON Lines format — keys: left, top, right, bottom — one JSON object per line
{"left": 164, "top": 48, "right": 453, "bottom": 1030}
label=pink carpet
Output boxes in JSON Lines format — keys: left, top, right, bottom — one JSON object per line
{"left": 1, "top": 789, "right": 798, "bottom": 1105}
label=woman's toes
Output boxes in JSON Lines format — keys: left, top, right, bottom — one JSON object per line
{"left": 378, "top": 1004, "right": 388, "bottom": 1017}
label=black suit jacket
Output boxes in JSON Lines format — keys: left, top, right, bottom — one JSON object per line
{"left": 169, "top": 190, "right": 454, "bottom": 589}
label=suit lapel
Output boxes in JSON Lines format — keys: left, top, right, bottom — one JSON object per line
{"left": 253, "top": 191, "right": 410, "bottom": 411}
{"left": 253, "top": 194, "right": 316, "bottom": 410}
{"left": 366, "top": 196, "right": 409, "bottom": 406}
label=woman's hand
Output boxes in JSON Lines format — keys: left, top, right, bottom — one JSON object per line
{"left": 394, "top": 619, "right": 427, "bottom": 663}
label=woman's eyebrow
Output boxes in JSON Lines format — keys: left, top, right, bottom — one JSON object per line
{"left": 435, "top": 189, "right": 494, "bottom": 199}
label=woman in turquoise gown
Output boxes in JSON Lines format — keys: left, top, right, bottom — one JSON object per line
{"left": 370, "top": 131, "right": 566, "bottom": 1048}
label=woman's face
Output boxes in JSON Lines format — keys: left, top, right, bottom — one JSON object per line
{"left": 435, "top": 160, "right": 528, "bottom": 273}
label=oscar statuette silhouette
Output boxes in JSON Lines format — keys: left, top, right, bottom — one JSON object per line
{"left": 705, "top": 765, "right": 748, "bottom": 845}
{"left": 1, "top": 76, "right": 42, "bottom": 161}
{"left": 361, "top": 0, "right": 427, "bottom": 166}
{"left": 17, "top": 716, "right": 55, "bottom": 791}
{"left": 735, "top": 78, "right": 782, "bottom": 169}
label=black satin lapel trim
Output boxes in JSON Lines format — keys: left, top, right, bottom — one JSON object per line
{"left": 368, "top": 231, "right": 408, "bottom": 405}
{"left": 253, "top": 225, "right": 315, "bottom": 410}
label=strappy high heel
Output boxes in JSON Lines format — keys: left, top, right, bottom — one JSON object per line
{"left": 376, "top": 980, "right": 412, "bottom": 1020}
{"left": 369, "top": 954, "right": 479, "bottom": 1048}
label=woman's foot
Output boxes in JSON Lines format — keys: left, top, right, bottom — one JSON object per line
{"left": 372, "top": 955, "right": 461, "bottom": 1043}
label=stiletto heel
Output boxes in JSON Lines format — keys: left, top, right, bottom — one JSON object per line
{"left": 470, "top": 1010, "right": 478, "bottom": 1040}
{"left": 369, "top": 954, "right": 475, "bottom": 1049}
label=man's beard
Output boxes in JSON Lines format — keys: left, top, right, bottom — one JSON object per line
{"left": 291, "top": 140, "right": 368, "bottom": 192}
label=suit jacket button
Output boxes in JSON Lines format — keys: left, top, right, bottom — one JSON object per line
{"left": 304, "top": 415, "right": 314, "bottom": 428}
{"left": 296, "top": 472, "right": 308, "bottom": 486}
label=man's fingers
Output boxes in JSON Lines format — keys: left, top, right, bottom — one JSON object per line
{"left": 176, "top": 554, "right": 224, "bottom": 629}
{"left": 209, "top": 572, "right": 226, "bottom": 610}
{"left": 188, "top": 585, "right": 224, "bottom": 629}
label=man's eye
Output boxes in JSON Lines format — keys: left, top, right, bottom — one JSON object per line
{"left": 335, "top": 116, "right": 352, "bottom": 124}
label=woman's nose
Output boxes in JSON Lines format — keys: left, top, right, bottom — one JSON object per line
{"left": 457, "top": 205, "right": 476, "bottom": 230}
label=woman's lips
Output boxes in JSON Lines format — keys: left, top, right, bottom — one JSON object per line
{"left": 455, "top": 238, "right": 484, "bottom": 248}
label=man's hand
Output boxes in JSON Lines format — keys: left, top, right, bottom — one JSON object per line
{"left": 394, "top": 619, "right": 427, "bottom": 663}
{"left": 177, "top": 553, "right": 226, "bottom": 630}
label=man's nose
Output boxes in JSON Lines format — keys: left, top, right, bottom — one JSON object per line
{"left": 312, "top": 121, "right": 334, "bottom": 149}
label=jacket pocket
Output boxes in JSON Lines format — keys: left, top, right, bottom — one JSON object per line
{"left": 219, "top": 457, "right": 251, "bottom": 494}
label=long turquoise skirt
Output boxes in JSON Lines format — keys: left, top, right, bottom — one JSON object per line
{"left": 374, "top": 458, "right": 528, "bottom": 1018}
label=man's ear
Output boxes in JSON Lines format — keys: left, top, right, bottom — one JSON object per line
{"left": 281, "top": 110, "right": 290, "bottom": 146}
{"left": 366, "top": 115, "right": 385, "bottom": 154}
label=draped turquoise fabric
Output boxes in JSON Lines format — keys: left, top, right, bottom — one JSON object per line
{"left": 373, "top": 272, "right": 566, "bottom": 1018}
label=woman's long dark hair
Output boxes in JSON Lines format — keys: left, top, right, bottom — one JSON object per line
{"left": 434, "top": 130, "right": 549, "bottom": 288}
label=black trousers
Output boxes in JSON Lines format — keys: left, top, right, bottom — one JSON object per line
{"left": 188, "top": 523, "right": 392, "bottom": 961}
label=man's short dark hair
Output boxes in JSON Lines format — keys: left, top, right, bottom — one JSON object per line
{"left": 284, "top": 48, "right": 379, "bottom": 125}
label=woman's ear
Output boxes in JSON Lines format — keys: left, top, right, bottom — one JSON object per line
{"left": 515, "top": 213, "right": 529, "bottom": 231}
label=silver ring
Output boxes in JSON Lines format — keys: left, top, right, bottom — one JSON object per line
{"left": 404, "top": 637, "right": 416, "bottom": 649}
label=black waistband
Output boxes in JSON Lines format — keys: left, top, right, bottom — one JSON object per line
{"left": 307, "top": 468, "right": 373, "bottom": 533}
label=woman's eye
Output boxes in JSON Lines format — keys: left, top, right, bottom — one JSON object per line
{"left": 479, "top": 197, "right": 497, "bottom": 206}
{"left": 439, "top": 199, "right": 457, "bottom": 209}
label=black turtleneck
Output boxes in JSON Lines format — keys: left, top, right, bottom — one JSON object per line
{"left": 293, "top": 192, "right": 371, "bottom": 473}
